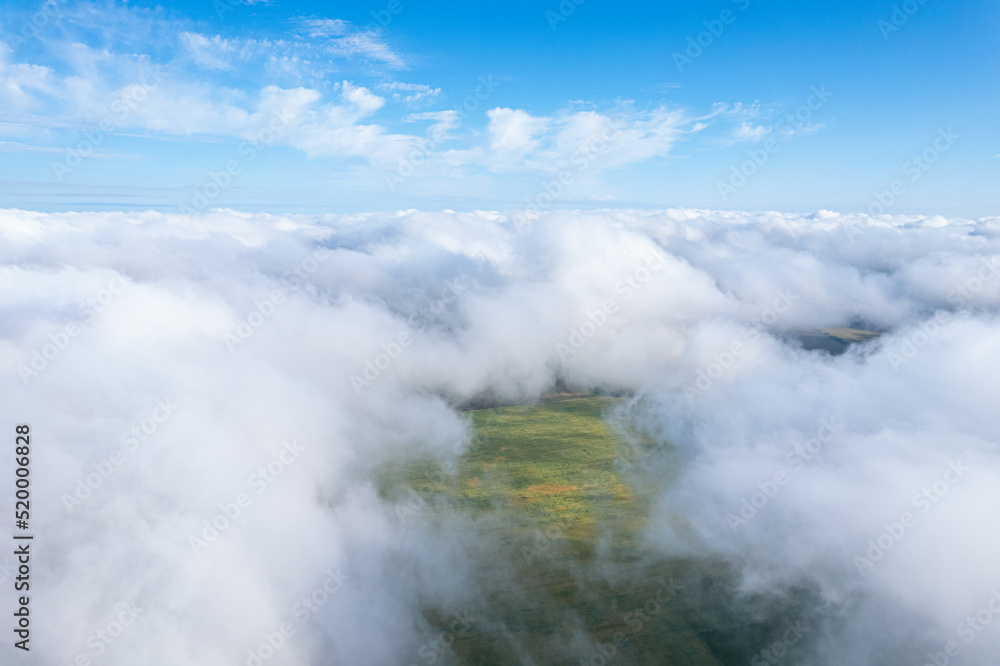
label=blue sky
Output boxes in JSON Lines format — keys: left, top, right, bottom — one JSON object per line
{"left": 0, "top": 0, "right": 997, "bottom": 215}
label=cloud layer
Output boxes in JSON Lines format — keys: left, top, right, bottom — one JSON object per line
{"left": 2, "top": 207, "right": 1000, "bottom": 664}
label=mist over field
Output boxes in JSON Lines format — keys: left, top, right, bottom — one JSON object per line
{"left": 2, "top": 207, "right": 1000, "bottom": 664}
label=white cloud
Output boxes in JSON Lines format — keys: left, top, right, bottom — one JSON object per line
{"left": 0, "top": 14, "right": 827, "bottom": 201}
{"left": 776, "top": 120, "right": 826, "bottom": 138}
{"left": 467, "top": 106, "right": 691, "bottom": 176}
{"left": 0, "top": 140, "right": 65, "bottom": 153}
{"left": 550, "top": 106, "right": 689, "bottom": 172}
{"left": 716, "top": 100, "right": 764, "bottom": 120}
{"left": 0, "top": 36, "right": 421, "bottom": 165}
{"left": 0, "top": 50, "right": 56, "bottom": 113}
{"left": 4, "top": 208, "right": 1000, "bottom": 663}
{"left": 276, "top": 82, "right": 427, "bottom": 165}
{"left": 404, "top": 109, "right": 460, "bottom": 141}
{"left": 293, "top": 18, "right": 405, "bottom": 68}
{"left": 486, "top": 107, "right": 548, "bottom": 162}
{"left": 323, "top": 30, "right": 406, "bottom": 69}
{"left": 0, "top": 205, "right": 1000, "bottom": 666}
{"left": 729, "top": 121, "right": 771, "bottom": 143}
{"left": 179, "top": 32, "right": 243, "bottom": 71}
{"left": 379, "top": 81, "right": 441, "bottom": 105}
{"left": 299, "top": 18, "right": 350, "bottom": 37}
{"left": 177, "top": 24, "right": 404, "bottom": 74}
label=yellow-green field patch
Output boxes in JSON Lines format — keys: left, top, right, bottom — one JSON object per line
{"left": 376, "top": 396, "right": 790, "bottom": 664}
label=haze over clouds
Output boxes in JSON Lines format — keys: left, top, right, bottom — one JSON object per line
{"left": 2, "top": 207, "right": 1000, "bottom": 664}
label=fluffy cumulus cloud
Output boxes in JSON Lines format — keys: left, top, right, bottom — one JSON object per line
{"left": 487, "top": 108, "right": 550, "bottom": 163}
{"left": 0, "top": 33, "right": 692, "bottom": 183}
{"left": 473, "top": 106, "right": 689, "bottom": 175}
{"left": 379, "top": 81, "right": 441, "bottom": 106}
{"left": 0, "top": 0, "right": 771, "bottom": 201}
{"left": 2, "top": 208, "right": 1000, "bottom": 664}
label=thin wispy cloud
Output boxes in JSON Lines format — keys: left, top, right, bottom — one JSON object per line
{"left": 0, "top": 2, "right": 875, "bottom": 211}
{"left": 729, "top": 121, "right": 771, "bottom": 143}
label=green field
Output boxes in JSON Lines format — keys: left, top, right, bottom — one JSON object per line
{"left": 378, "top": 396, "right": 804, "bottom": 665}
